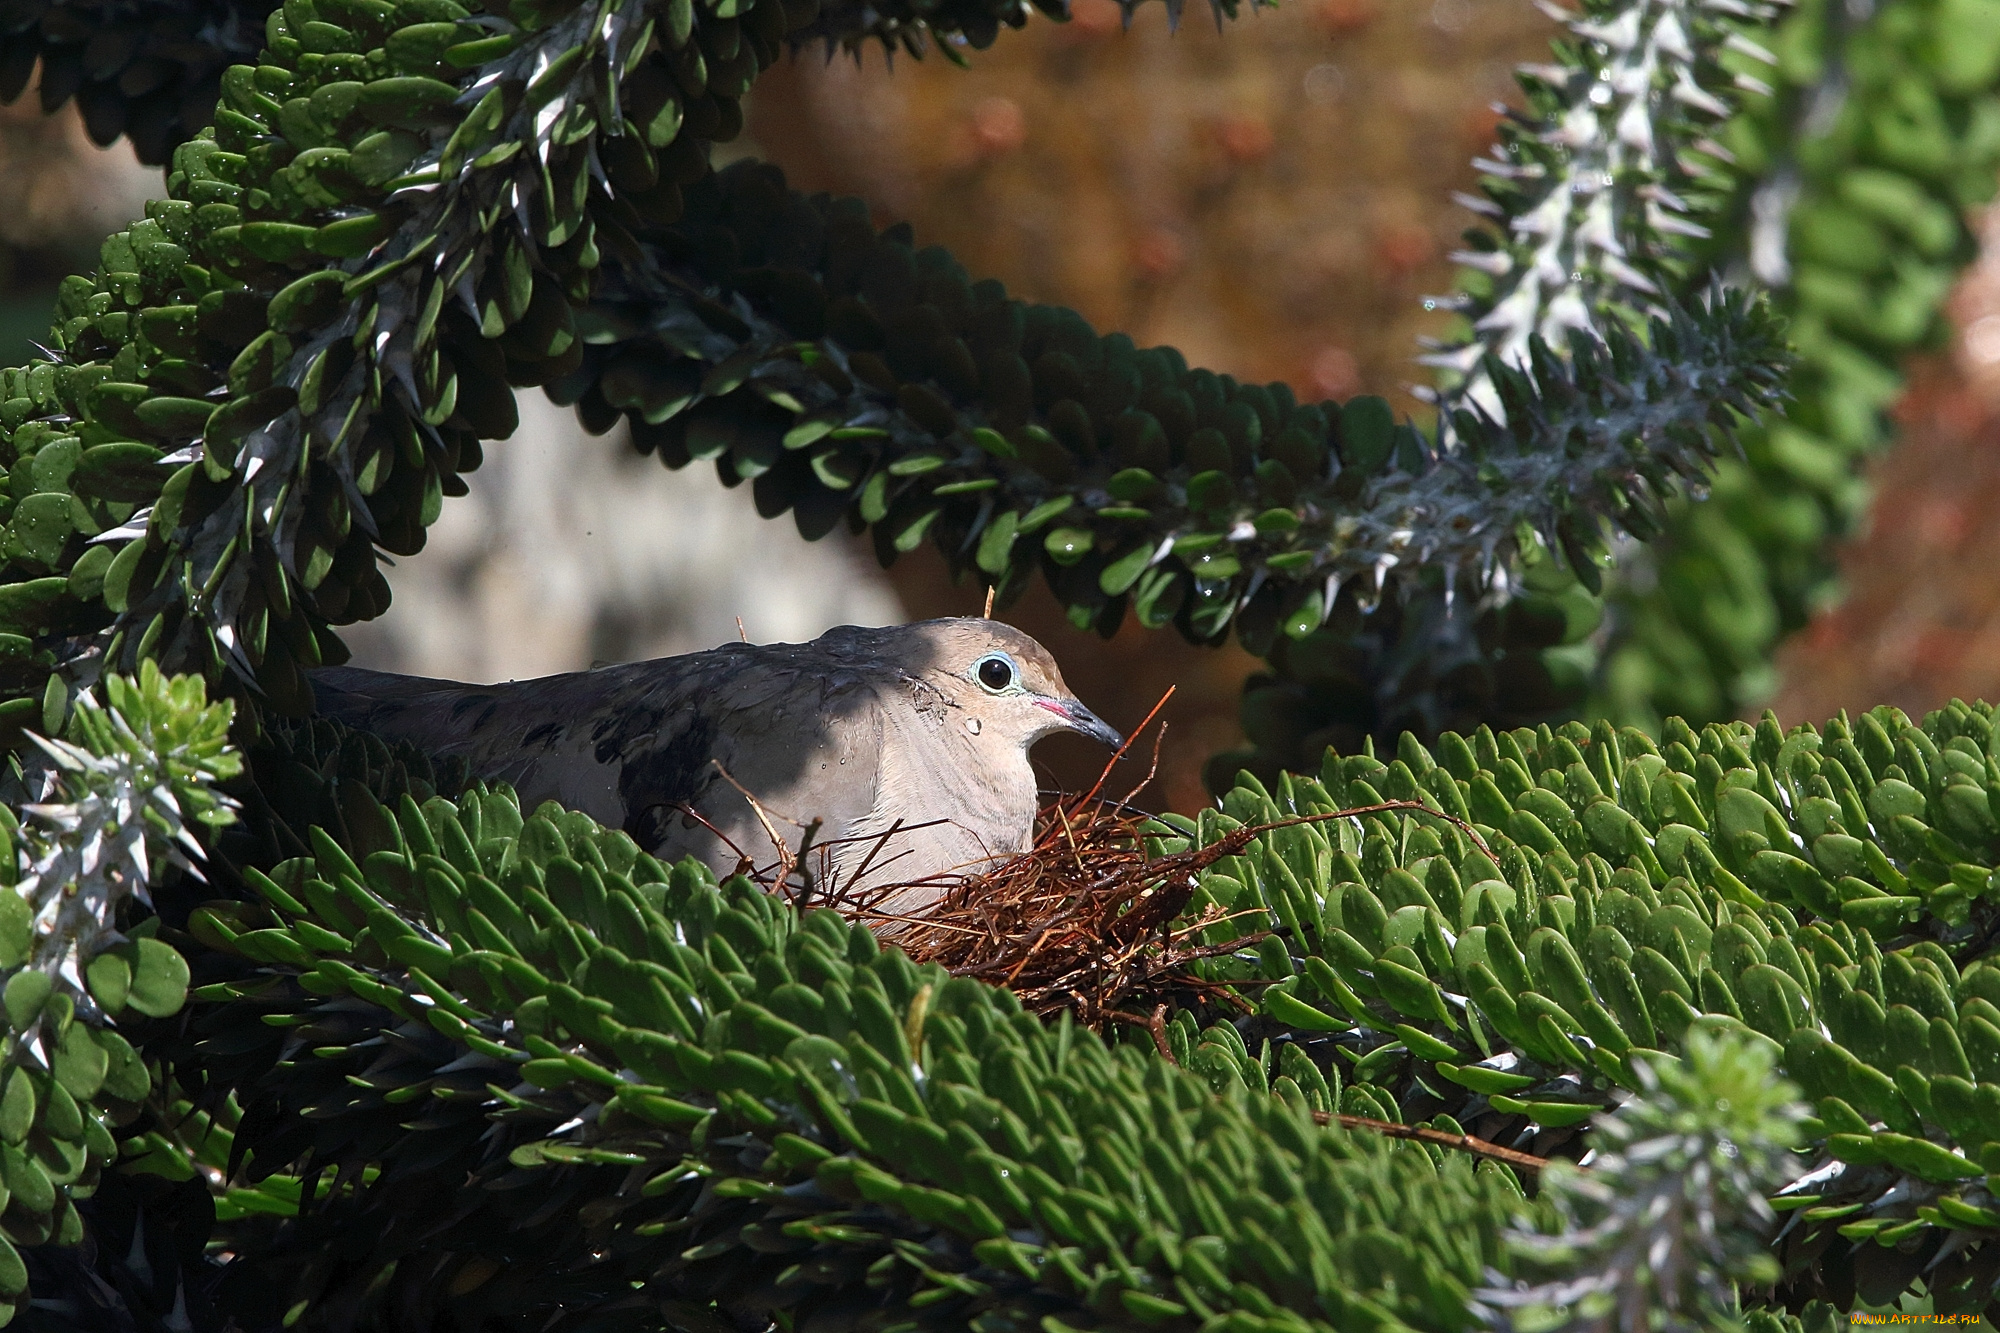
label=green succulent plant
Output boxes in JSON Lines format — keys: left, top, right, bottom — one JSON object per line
{"left": 0, "top": 0, "right": 1992, "bottom": 1324}
{"left": 1185, "top": 699, "right": 2000, "bottom": 1318}
{"left": 12, "top": 668, "right": 1996, "bottom": 1327}
{"left": 0, "top": 662, "right": 234, "bottom": 1318}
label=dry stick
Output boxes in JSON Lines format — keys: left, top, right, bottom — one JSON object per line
{"left": 711, "top": 760, "right": 802, "bottom": 894}
{"left": 1311, "top": 1111, "right": 1554, "bottom": 1174}
{"left": 1096, "top": 712, "right": 1170, "bottom": 826}
{"left": 1272, "top": 800, "right": 1495, "bottom": 862}
{"left": 1003, "top": 920, "right": 1061, "bottom": 987}
{"left": 1106, "top": 1007, "right": 1555, "bottom": 1174}
{"left": 1062, "top": 684, "right": 1491, "bottom": 873}
{"left": 1043, "top": 687, "right": 1486, "bottom": 871}
{"left": 671, "top": 802, "right": 757, "bottom": 872}
{"left": 790, "top": 817, "right": 827, "bottom": 910}
{"left": 1172, "top": 799, "right": 1497, "bottom": 873}
{"left": 839, "top": 818, "right": 917, "bottom": 898}
{"left": 1072, "top": 687, "right": 1176, "bottom": 811}
{"left": 808, "top": 818, "right": 960, "bottom": 922}
{"left": 983, "top": 585, "right": 996, "bottom": 618}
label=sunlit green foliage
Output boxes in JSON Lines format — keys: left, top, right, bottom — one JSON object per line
{"left": 0, "top": 0, "right": 1992, "bottom": 1323}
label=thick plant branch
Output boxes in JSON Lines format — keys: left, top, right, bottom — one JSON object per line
{"left": 1426, "top": 0, "right": 1778, "bottom": 424}
{"left": 572, "top": 163, "right": 1788, "bottom": 644}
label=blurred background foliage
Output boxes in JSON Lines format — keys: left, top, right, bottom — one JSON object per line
{"left": 12, "top": 0, "right": 2000, "bottom": 813}
{"left": 1596, "top": 0, "right": 2000, "bottom": 732}
{"left": 0, "top": 102, "right": 159, "bottom": 375}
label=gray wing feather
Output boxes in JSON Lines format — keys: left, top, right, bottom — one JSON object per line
{"left": 310, "top": 648, "right": 889, "bottom": 874}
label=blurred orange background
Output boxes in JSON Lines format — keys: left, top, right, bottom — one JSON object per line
{"left": 1769, "top": 199, "right": 2000, "bottom": 730}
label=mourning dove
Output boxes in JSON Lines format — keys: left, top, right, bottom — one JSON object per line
{"left": 310, "top": 618, "right": 1120, "bottom": 918}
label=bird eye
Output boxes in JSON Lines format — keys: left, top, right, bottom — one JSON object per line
{"left": 975, "top": 654, "right": 1016, "bottom": 692}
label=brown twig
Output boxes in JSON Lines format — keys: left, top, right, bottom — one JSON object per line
{"left": 706, "top": 762, "right": 830, "bottom": 909}
{"left": 1312, "top": 1110, "right": 1553, "bottom": 1174}
{"left": 1104, "top": 1003, "right": 1179, "bottom": 1063}
{"left": 711, "top": 759, "right": 802, "bottom": 893}
{"left": 1280, "top": 800, "right": 1495, "bottom": 863}
{"left": 1147, "top": 1002, "right": 1172, "bottom": 1062}
{"left": 1074, "top": 686, "right": 1174, "bottom": 811}
{"left": 1113, "top": 1009, "right": 1553, "bottom": 1174}
{"left": 671, "top": 802, "right": 754, "bottom": 869}
{"left": 1107, "top": 1004, "right": 1551, "bottom": 1173}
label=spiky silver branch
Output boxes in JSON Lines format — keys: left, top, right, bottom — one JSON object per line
{"left": 84, "top": 0, "right": 664, "bottom": 698}
{"left": 1426, "top": 0, "right": 1781, "bottom": 431}
{"left": 1476, "top": 1031, "right": 1808, "bottom": 1333}
{"left": 9, "top": 663, "right": 239, "bottom": 1032}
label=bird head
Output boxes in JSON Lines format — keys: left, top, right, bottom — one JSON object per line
{"left": 910, "top": 619, "right": 1122, "bottom": 754}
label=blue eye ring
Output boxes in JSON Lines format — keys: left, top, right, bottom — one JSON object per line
{"left": 974, "top": 652, "right": 1019, "bottom": 693}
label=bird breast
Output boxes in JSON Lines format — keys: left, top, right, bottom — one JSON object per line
{"left": 829, "top": 691, "right": 1040, "bottom": 918}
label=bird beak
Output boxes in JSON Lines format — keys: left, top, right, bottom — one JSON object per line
{"left": 1037, "top": 698, "right": 1123, "bottom": 749}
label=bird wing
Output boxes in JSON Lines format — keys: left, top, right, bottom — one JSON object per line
{"left": 310, "top": 648, "right": 890, "bottom": 869}
{"left": 650, "top": 658, "right": 889, "bottom": 876}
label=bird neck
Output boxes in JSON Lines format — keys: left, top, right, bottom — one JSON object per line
{"left": 882, "top": 690, "right": 1038, "bottom": 826}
